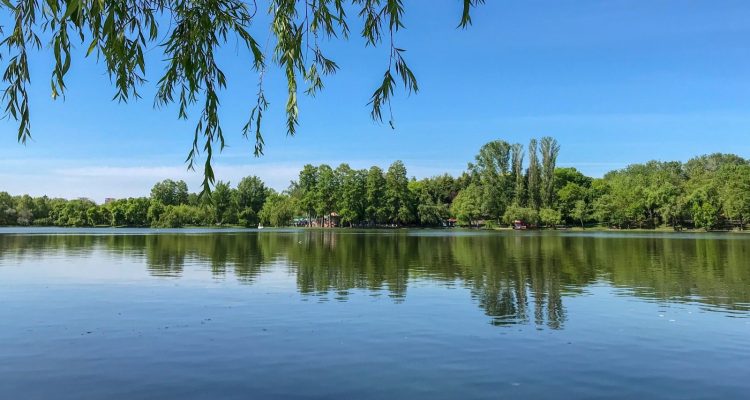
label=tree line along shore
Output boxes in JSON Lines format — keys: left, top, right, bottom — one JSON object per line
{"left": 1, "top": 137, "right": 749, "bottom": 231}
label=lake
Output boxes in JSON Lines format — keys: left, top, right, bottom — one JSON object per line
{"left": 0, "top": 228, "right": 748, "bottom": 399}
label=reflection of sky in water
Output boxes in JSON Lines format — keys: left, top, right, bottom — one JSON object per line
{"left": 1, "top": 230, "right": 749, "bottom": 399}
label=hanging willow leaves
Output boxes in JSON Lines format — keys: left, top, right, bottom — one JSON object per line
{"left": 0, "top": 0, "right": 483, "bottom": 195}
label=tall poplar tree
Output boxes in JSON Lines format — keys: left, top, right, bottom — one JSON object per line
{"left": 472, "top": 140, "right": 511, "bottom": 222}
{"left": 527, "top": 139, "right": 541, "bottom": 210}
{"left": 540, "top": 136, "right": 561, "bottom": 209}
{"left": 511, "top": 143, "right": 525, "bottom": 206}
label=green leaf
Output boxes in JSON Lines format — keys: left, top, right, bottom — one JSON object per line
{"left": 63, "top": 0, "right": 80, "bottom": 20}
{"left": 86, "top": 39, "right": 98, "bottom": 57}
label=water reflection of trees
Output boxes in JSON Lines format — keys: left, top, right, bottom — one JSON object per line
{"left": 139, "top": 234, "right": 287, "bottom": 282}
{"left": 1, "top": 231, "right": 749, "bottom": 327}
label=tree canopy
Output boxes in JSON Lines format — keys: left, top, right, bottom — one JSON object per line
{"left": 2, "top": 138, "right": 749, "bottom": 232}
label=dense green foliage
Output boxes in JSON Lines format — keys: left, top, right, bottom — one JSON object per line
{"left": 0, "top": 0, "right": 484, "bottom": 194}
{"left": 2, "top": 139, "right": 749, "bottom": 230}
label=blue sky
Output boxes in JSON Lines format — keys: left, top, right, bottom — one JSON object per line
{"left": 2, "top": 0, "right": 750, "bottom": 200}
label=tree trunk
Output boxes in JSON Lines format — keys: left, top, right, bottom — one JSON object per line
{"left": 648, "top": 209, "right": 655, "bottom": 229}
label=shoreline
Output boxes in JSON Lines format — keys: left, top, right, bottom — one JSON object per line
{"left": 1, "top": 225, "right": 748, "bottom": 234}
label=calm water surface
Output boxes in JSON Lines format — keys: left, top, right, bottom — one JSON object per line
{"left": 0, "top": 228, "right": 748, "bottom": 399}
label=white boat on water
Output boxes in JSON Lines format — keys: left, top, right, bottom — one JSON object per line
{"left": 258, "top": 225, "right": 264, "bottom": 230}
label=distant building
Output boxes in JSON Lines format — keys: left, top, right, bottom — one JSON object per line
{"left": 104, "top": 198, "right": 116, "bottom": 204}
{"left": 513, "top": 220, "right": 528, "bottom": 230}
{"left": 326, "top": 212, "right": 340, "bottom": 228}
{"left": 308, "top": 212, "right": 341, "bottom": 228}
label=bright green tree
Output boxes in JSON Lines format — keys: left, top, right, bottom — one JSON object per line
{"left": 315, "top": 164, "right": 339, "bottom": 224}
{"left": 451, "top": 184, "right": 483, "bottom": 227}
{"left": 211, "top": 181, "right": 236, "bottom": 224}
{"left": 571, "top": 200, "right": 589, "bottom": 229}
{"left": 150, "top": 180, "right": 189, "bottom": 206}
{"left": 0, "top": 192, "right": 16, "bottom": 225}
{"left": 259, "top": 191, "right": 295, "bottom": 227}
{"left": 365, "top": 166, "right": 387, "bottom": 225}
{"left": 539, "top": 208, "right": 562, "bottom": 229}
{"left": 338, "top": 166, "right": 367, "bottom": 227}
{"left": 236, "top": 176, "right": 268, "bottom": 227}
{"left": 557, "top": 182, "right": 587, "bottom": 223}
{"left": 385, "top": 161, "right": 413, "bottom": 225}
{"left": 413, "top": 177, "right": 451, "bottom": 226}
{"left": 471, "top": 140, "right": 512, "bottom": 222}
{"left": 717, "top": 164, "right": 750, "bottom": 229}
{"left": 502, "top": 204, "right": 538, "bottom": 226}
{"left": 14, "top": 194, "right": 34, "bottom": 225}
{"left": 689, "top": 188, "right": 720, "bottom": 231}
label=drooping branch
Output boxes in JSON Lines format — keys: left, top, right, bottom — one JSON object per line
{"left": 0, "top": 0, "right": 484, "bottom": 195}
